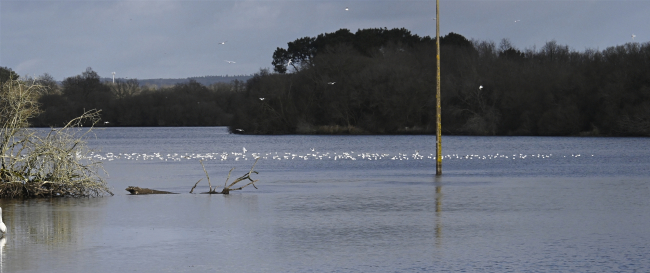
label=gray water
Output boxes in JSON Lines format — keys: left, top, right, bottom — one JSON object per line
{"left": 1, "top": 127, "right": 649, "bottom": 272}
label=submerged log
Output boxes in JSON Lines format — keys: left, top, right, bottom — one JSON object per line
{"left": 125, "top": 186, "right": 177, "bottom": 195}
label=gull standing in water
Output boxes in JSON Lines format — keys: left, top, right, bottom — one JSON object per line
{"left": 0, "top": 207, "right": 6, "bottom": 235}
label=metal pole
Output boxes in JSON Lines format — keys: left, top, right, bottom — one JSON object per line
{"left": 435, "top": 0, "right": 442, "bottom": 175}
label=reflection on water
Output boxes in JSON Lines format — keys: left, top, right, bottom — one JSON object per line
{"left": 0, "top": 198, "right": 107, "bottom": 272}
{"left": 0, "top": 236, "right": 5, "bottom": 273}
{"left": 434, "top": 176, "right": 443, "bottom": 248}
{"left": 2, "top": 128, "right": 649, "bottom": 272}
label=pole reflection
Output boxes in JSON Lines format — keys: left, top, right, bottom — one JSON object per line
{"left": 434, "top": 176, "right": 443, "bottom": 247}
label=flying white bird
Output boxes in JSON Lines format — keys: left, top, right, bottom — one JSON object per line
{"left": 632, "top": 34, "right": 636, "bottom": 40}
{"left": 235, "top": 129, "right": 244, "bottom": 132}
{"left": 243, "top": 147, "right": 247, "bottom": 153}
{"left": 0, "top": 207, "right": 6, "bottom": 234}
{"left": 225, "top": 60, "right": 236, "bottom": 64}
{"left": 514, "top": 20, "right": 520, "bottom": 23}
{"left": 219, "top": 41, "right": 227, "bottom": 45}
{"left": 287, "top": 59, "right": 292, "bottom": 66}
{"left": 479, "top": 85, "right": 483, "bottom": 90}
{"left": 345, "top": 7, "right": 349, "bottom": 11}
{"left": 328, "top": 82, "right": 336, "bottom": 85}
{"left": 259, "top": 98, "right": 265, "bottom": 101}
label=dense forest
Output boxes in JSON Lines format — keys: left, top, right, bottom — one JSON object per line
{"left": 0, "top": 67, "right": 244, "bottom": 127}
{"left": 2, "top": 28, "right": 649, "bottom": 136}
{"left": 233, "top": 28, "right": 650, "bottom": 136}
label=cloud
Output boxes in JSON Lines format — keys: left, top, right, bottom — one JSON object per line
{"left": 2, "top": 0, "right": 649, "bottom": 80}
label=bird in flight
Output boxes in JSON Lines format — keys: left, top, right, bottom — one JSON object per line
{"left": 259, "top": 98, "right": 265, "bottom": 101}
{"left": 345, "top": 7, "right": 349, "bottom": 11}
{"left": 225, "top": 60, "right": 236, "bottom": 64}
{"left": 514, "top": 20, "right": 520, "bottom": 23}
{"left": 479, "top": 85, "right": 483, "bottom": 90}
{"left": 632, "top": 34, "right": 636, "bottom": 40}
{"left": 328, "top": 82, "right": 336, "bottom": 85}
{"left": 219, "top": 41, "right": 227, "bottom": 45}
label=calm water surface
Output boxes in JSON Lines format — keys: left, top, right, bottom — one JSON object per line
{"left": 1, "top": 127, "right": 649, "bottom": 272}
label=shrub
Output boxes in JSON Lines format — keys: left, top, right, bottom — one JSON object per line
{"left": 0, "top": 78, "right": 112, "bottom": 198}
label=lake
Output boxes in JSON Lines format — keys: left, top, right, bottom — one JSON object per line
{"left": 1, "top": 127, "right": 649, "bottom": 272}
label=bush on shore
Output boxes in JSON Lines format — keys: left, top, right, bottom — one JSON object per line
{"left": 0, "top": 78, "right": 113, "bottom": 198}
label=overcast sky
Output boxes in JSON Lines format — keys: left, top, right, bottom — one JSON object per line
{"left": 2, "top": 0, "right": 648, "bottom": 81}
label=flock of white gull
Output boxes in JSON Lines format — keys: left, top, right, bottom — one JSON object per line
{"left": 82, "top": 148, "right": 589, "bottom": 162}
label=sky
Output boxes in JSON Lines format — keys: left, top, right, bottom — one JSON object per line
{"left": 1, "top": 0, "right": 648, "bottom": 81}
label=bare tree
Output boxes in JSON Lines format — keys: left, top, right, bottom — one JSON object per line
{"left": 110, "top": 79, "right": 141, "bottom": 99}
{"left": 0, "top": 78, "right": 112, "bottom": 198}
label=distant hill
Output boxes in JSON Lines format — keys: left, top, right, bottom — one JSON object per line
{"left": 101, "top": 75, "right": 253, "bottom": 88}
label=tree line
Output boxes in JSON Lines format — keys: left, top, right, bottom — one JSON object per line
{"left": 0, "top": 67, "right": 243, "bottom": 127}
{"left": 2, "top": 27, "right": 649, "bottom": 136}
{"left": 231, "top": 28, "right": 650, "bottom": 136}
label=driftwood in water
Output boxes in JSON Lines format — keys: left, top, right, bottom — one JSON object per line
{"left": 125, "top": 186, "right": 177, "bottom": 195}
{"left": 189, "top": 158, "right": 260, "bottom": 194}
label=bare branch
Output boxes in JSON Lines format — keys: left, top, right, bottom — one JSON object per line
{"left": 190, "top": 178, "right": 203, "bottom": 193}
{"left": 189, "top": 158, "right": 260, "bottom": 194}
{"left": 200, "top": 160, "right": 212, "bottom": 192}
{"left": 224, "top": 167, "right": 234, "bottom": 188}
